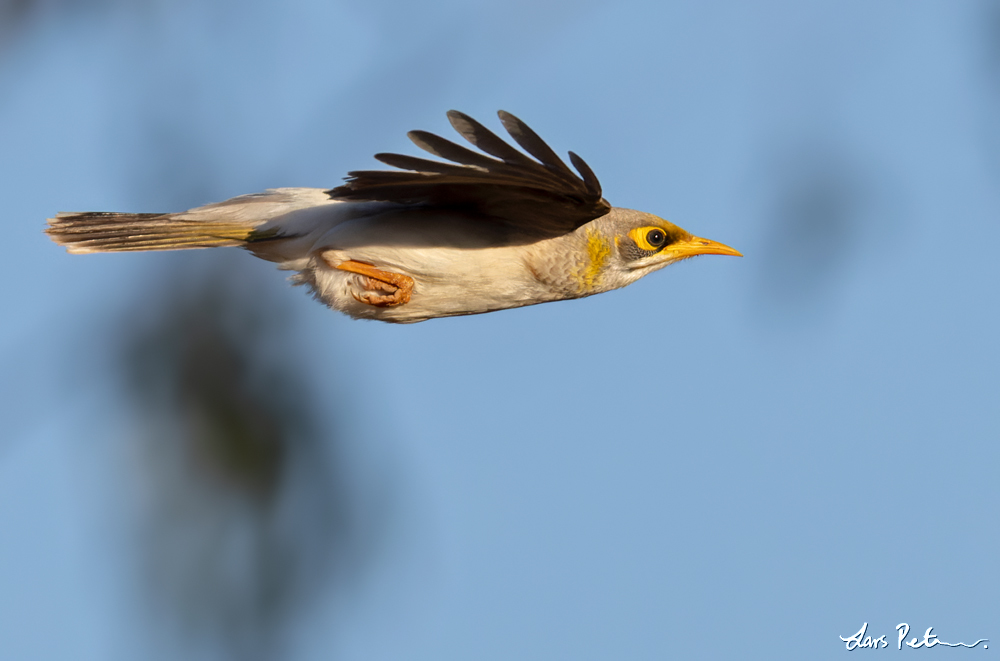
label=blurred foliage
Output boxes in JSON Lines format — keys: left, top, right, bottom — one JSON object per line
{"left": 987, "top": 0, "right": 1000, "bottom": 75}
{"left": 0, "top": 0, "right": 30, "bottom": 23}
{"left": 0, "top": 0, "right": 126, "bottom": 50}
{"left": 754, "top": 145, "right": 870, "bottom": 314}
{"left": 983, "top": 0, "right": 1000, "bottom": 178}
{"left": 121, "top": 258, "right": 308, "bottom": 502}
{"left": 77, "top": 2, "right": 386, "bottom": 654}
{"left": 117, "top": 255, "right": 371, "bottom": 661}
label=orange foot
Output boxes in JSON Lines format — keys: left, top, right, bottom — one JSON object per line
{"left": 328, "top": 258, "right": 414, "bottom": 307}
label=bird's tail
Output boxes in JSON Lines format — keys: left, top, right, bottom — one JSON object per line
{"left": 46, "top": 187, "right": 331, "bottom": 254}
{"left": 45, "top": 211, "right": 259, "bottom": 253}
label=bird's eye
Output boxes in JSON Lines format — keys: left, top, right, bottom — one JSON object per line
{"left": 646, "top": 229, "right": 666, "bottom": 248}
{"left": 628, "top": 226, "right": 671, "bottom": 252}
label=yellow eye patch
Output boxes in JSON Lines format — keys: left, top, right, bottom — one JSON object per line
{"left": 628, "top": 226, "right": 669, "bottom": 252}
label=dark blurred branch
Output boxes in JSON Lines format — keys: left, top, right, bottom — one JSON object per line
{"left": 117, "top": 254, "right": 375, "bottom": 661}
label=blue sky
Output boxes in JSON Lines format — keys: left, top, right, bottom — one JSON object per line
{"left": 1, "top": 1, "right": 998, "bottom": 659}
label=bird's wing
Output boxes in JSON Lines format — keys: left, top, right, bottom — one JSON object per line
{"left": 326, "top": 111, "right": 612, "bottom": 238}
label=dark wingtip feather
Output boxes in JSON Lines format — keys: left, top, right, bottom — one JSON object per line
{"left": 330, "top": 110, "right": 611, "bottom": 233}
{"left": 568, "top": 151, "right": 602, "bottom": 196}
{"left": 445, "top": 110, "right": 474, "bottom": 136}
{"left": 408, "top": 129, "right": 504, "bottom": 171}
{"left": 496, "top": 110, "right": 579, "bottom": 182}
{"left": 446, "top": 111, "right": 537, "bottom": 167}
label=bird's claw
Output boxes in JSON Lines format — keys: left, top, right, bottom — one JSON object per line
{"left": 328, "top": 258, "right": 414, "bottom": 307}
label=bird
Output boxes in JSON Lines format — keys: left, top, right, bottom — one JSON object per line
{"left": 46, "top": 110, "right": 741, "bottom": 323}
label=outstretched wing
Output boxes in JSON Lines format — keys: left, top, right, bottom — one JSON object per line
{"left": 327, "top": 110, "right": 612, "bottom": 238}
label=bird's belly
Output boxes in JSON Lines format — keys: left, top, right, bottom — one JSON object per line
{"left": 309, "top": 245, "right": 559, "bottom": 322}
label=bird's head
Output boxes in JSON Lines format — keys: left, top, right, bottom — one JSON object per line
{"left": 571, "top": 208, "right": 742, "bottom": 293}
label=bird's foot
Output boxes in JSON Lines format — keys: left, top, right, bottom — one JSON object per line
{"left": 329, "top": 258, "right": 414, "bottom": 307}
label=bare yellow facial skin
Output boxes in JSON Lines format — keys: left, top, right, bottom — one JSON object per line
{"left": 627, "top": 226, "right": 670, "bottom": 251}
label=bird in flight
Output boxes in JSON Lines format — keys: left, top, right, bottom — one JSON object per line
{"left": 47, "top": 111, "right": 741, "bottom": 323}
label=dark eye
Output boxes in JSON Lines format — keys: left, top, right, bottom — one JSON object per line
{"left": 645, "top": 229, "right": 666, "bottom": 248}
{"left": 627, "top": 226, "right": 673, "bottom": 253}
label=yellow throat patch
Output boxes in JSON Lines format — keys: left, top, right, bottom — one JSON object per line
{"left": 574, "top": 229, "right": 613, "bottom": 293}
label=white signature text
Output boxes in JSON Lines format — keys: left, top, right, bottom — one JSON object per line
{"left": 840, "top": 623, "right": 988, "bottom": 651}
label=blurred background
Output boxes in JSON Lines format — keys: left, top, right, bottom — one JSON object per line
{"left": 1, "top": 1, "right": 999, "bottom": 659}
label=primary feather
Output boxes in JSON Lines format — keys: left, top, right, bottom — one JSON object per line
{"left": 328, "top": 110, "right": 611, "bottom": 238}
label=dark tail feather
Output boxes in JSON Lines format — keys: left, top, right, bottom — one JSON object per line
{"left": 46, "top": 211, "right": 253, "bottom": 254}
